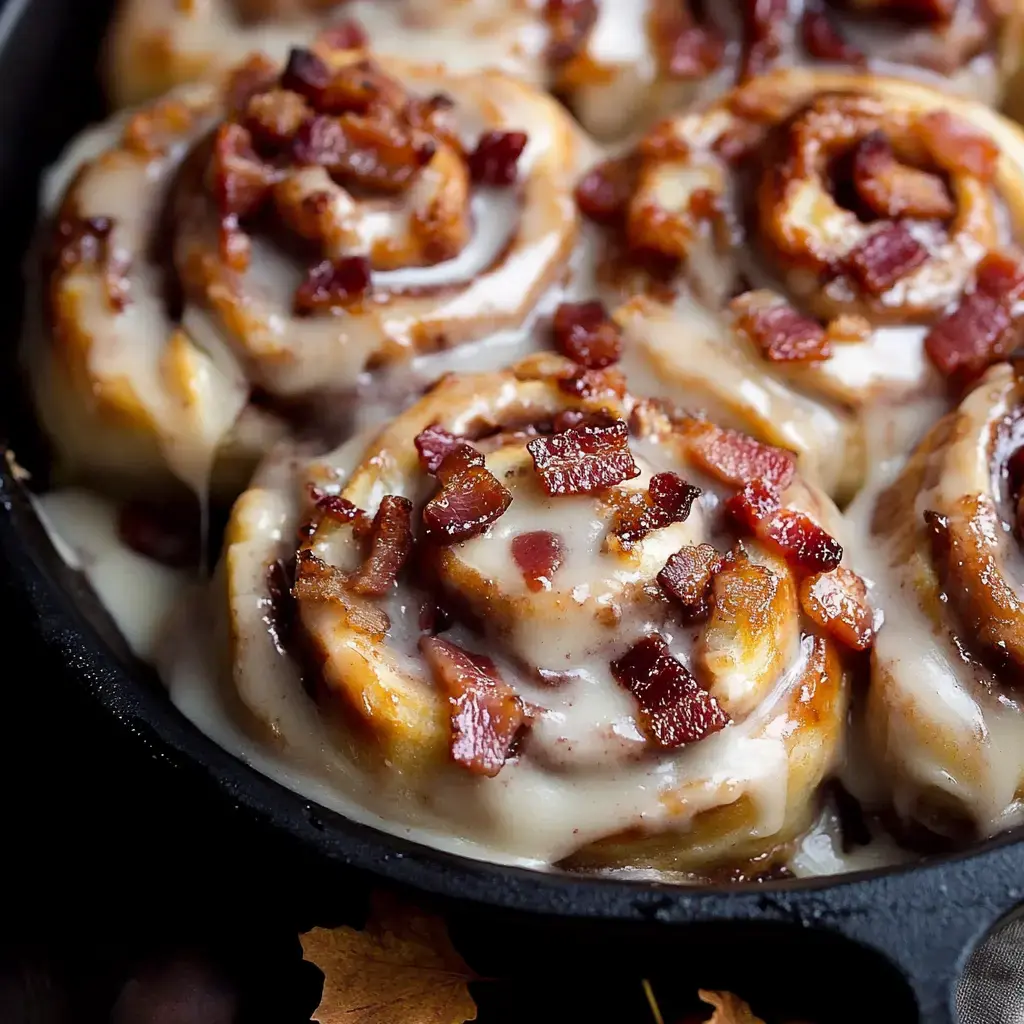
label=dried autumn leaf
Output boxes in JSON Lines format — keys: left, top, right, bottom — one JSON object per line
{"left": 698, "top": 989, "right": 766, "bottom": 1024}
{"left": 301, "top": 892, "right": 478, "bottom": 1024}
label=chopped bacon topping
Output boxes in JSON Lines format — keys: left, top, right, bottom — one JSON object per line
{"left": 918, "top": 111, "right": 1000, "bottom": 182}
{"left": 543, "top": 0, "right": 598, "bottom": 64}
{"left": 556, "top": 366, "right": 627, "bottom": 401}
{"left": 419, "top": 636, "right": 525, "bottom": 777}
{"left": 224, "top": 53, "right": 279, "bottom": 116}
{"left": 244, "top": 88, "right": 311, "bottom": 151}
{"left": 657, "top": 543, "right": 729, "bottom": 619}
{"left": 294, "top": 256, "right": 372, "bottom": 315}
{"left": 511, "top": 531, "right": 566, "bottom": 591}
{"left": 801, "top": 1, "right": 864, "bottom": 63}
{"left": 527, "top": 421, "right": 640, "bottom": 496}
{"left": 209, "top": 123, "right": 276, "bottom": 219}
{"left": 313, "top": 490, "right": 364, "bottom": 525}
{"left": 467, "top": 131, "right": 529, "bottom": 186}
{"left": 344, "top": 495, "right": 414, "bottom": 596}
{"left": 574, "top": 158, "right": 636, "bottom": 225}
{"left": 735, "top": 298, "right": 830, "bottom": 363}
{"left": 118, "top": 499, "right": 201, "bottom": 568}
{"left": 684, "top": 422, "right": 796, "bottom": 491}
{"left": 851, "top": 132, "right": 954, "bottom": 221}
{"left": 608, "top": 473, "right": 701, "bottom": 549}
{"left": 610, "top": 634, "right": 729, "bottom": 748}
{"left": 925, "top": 252, "right": 1024, "bottom": 382}
{"left": 650, "top": 0, "right": 724, "bottom": 78}
{"left": 799, "top": 566, "right": 876, "bottom": 651}
{"left": 292, "top": 551, "right": 390, "bottom": 637}
{"left": 552, "top": 301, "right": 623, "bottom": 369}
{"left": 414, "top": 423, "right": 463, "bottom": 474}
{"left": 739, "top": 0, "right": 787, "bottom": 81}
{"left": 845, "top": 223, "right": 928, "bottom": 296}
{"left": 422, "top": 444, "right": 512, "bottom": 542}
{"left": 727, "top": 480, "right": 843, "bottom": 574}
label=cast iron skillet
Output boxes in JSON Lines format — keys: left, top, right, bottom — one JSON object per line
{"left": 2, "top": 0, "right": 1022, "bottom": 1019}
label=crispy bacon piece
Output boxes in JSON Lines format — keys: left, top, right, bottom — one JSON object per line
{"left": 344, "top": 495, "right": 414, "bottom": 596}
{"left": 467, "top": 131, "right": 529, "bottom": 186}
{"left": 224, "top": 53, "right": 279, "bottom": 115}
{"left": 118, "top": 499, "right": 201, "bottom": 568}
{"left": 918, "top": 111, "right": 1000, "bottom": 182}
{"left": 294, "top": 256, "right": 372, "bottom": 314}
{"left": 544, "top": 0, "right": 598, "bottom": 64}
{"left": 292, "top": 551, "right": 390, "bottom": 637}
{"left": 684, "top": 422, "right": 796, "bottom": 491}
{"left": 557, "top": 366, "right": 627, "bottom": 400}
{"left": 414, "top": 423, "right": 463, "bottom": 474}
{"left": 244, "top": 88, "right": 311, "bottom": 151}
{"left": 925, "top": 252, "right": 1024, "bottom": 381}
{"left": 610, "top": 634, "right": 729, "bottom": 747}
{"left": 657, "top": 543, "right": 729, "bottom": 619}
{"left": 608, "top": 473, "right": 701, "bottom": 549}
{"left": 851, "top": 132, "right": 954, "bottom": 221}
{"left": 800, "top": 566, "right": 876, "bottom": 651}
{"left": 727, "top": 480, "right": 843, "bottom": 574}
{"left": 845, "top": 223, "right": 927, "bottom": 296}
{"left": 313, "top": 490, "right": 365, "bottom": 526}
{"left": 209, "top": 123, "right": 276, "bottom": 219}
{"left": 511, "top": 531, "right": 566, "bottom": 591}
{"left": 419, "top": 636, "right": 525, "bottom": 776}
{"left": 527, "top": 421, "right": 640, "bottom": 496}
{"left": 422, "top": 444, "right": 512, "bottom": 542}
{"left": 551, "top": 301, "right": 623, "bottom": 369}
{"left": 739, "top": 0, "right": 788, "bottom": 81}
{"left": 736, "top": 298, "right": 830, "bottom": 363}
{"left": 801, "top": 1, "right": 864, "bottom": 63}
{"left": 650, "top": 0, "right": 724, "bottom": 78}
{"left": 574, "top": 158, "right": 636, "bottom": 225}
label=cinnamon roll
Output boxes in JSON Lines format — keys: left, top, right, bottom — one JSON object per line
{"left": 857, "top": 360, "right": 1024, "bottom": 842}
{"left": 28, "top": 41, "right": 589, "bottom": 496}
{"left": 214, "top": 352, "right": 873, "bottom": 875}
{"left": 576, "top": 69, "right": 1024, "bottom": 500}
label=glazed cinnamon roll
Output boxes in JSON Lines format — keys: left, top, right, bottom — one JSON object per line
{"left": 576, "top": 69, "right": 1024, "bottom": 500}
{"left": 28, "top": 42, "right": 588, "bottom": 496}
{"left": 215, "top": 351, "right": 873, "bottom": 875}
{"left": 857, "top": 360, "right": 1024, "bottom": 842}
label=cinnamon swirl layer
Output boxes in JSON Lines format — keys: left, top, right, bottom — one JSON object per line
{"left": 857, "top": 362, "right": 1024, "bottom": 841}
{"left": 28, "top": 43, "right": 590, "bottom": 496}
{"left": 577, "top": 69, "right": 1024, "bottom": 500}
{"left": 215, "top": 353, "right": 872, "bottom": 875}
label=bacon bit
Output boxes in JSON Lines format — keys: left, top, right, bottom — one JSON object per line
{"left": 511, "top": 531, "right": 566, "bottom": 591}
{"left": 280, "top": 47, "right": 332, "bottom": 108}
{"left": 422, "top": 444, "right": 512, "bottom": 542}
{"left": 657, "top": 543, "right": 728, "bottom": 619}
{"left": 610, "top": 634, "right": 729, "bottom": 747}
{"left": 650, "top": 0, "right": 724, "bottom": 78}
{"left": 574, "top": 158, "right": 636, "bottom": 225}
{"left": 845, "top": 223, "right": 927, "bottom": 296}
{"left": 292, "top": 551, "right": 390, "bottom": 637}
{"left": 727, "top": 480, "right": 844, "bottom": 574}
{"left": 851, "top": 132, "right": 955, "bottom": 221}
{"left": 557, "top": 366, "right": 627, "bottom": 400}
{"left": 544, "top": 0, "right": 598, "bottom": 64}
{"left": 314, "top": 490, "right": 365, "bottom": 525}
{"left": 317, "top": 59, "right": 408, "bottom": 117}
{"left": 209, "top": 123, "right": 276, "bottom": 219}
{"left": 294, "top": 256, "right": 372, "bottom": 315}
{"left": 467, "top": 131, "right": 529, "bottom": 186}
{"left": 736, "top": 298, "right": 830, "bottom": 363}
{"left": 118, "top": 500, "right": 200, "bottom": 568}
{"left": 739, "top": 0, "right": 788, "bottom": 81}
{"left": 419, "top": 636, "right": 525, "bottom": 776}
{"left": 629, "top": 397, "right": 678, "bottom": 440}
{"left": 224, "top": 53, "right": 279, "bottom": 115}
{"left": 608, "top": 473, "right": 701, "bottom": 549}
{"left": 414, "top": 423, "right": 463, "bottom": 474}
{"left": 244, "top": 89, "right": 311, "bottom": 151}
{"left": 344, "top": 495, "right": 414, "bottom": 596}
{"left": 315, "top": 18, "right": 368, "bottom": 52}
{"left": 527, "top": 421, "right": 640, "bottom": 496}
{"left": 684, "top": 422, "right": 796, "bottom": 491}
{"left": 918, "top": 111, "right": 1000, "bottom": 182}
{"left": 801, "top": 1, "right": 864, "bottom": 63}
{"left": 551, "top": 301, "right": 623, "bottom": 369}
{"left": 551, "top": 408, "right": 618, "bottom": 433}
{"left": 925, "top": 253, "right": 1024, "bottom": 381}
{"left": 800, "top": 566, "right": 876, "bottom": 651}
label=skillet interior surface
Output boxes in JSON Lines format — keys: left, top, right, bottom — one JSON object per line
{"left": 1, "top": 0, "right": 1023, "bottom": 1020}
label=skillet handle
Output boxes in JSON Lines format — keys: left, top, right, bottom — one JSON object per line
{"left": 807, "top": 839, "right": 1024, "bottom": 1024}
